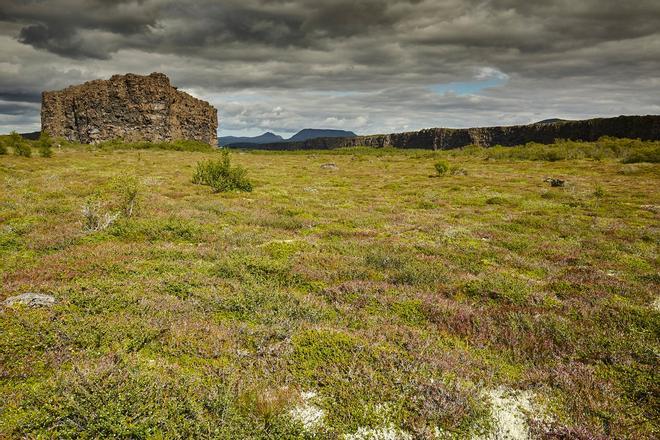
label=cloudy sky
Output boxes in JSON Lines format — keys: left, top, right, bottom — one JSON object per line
{"left": 1, "top": 0, "right": 659, "bottom": 137}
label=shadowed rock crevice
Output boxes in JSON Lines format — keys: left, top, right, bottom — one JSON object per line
{"left": 41, "top": 73, "right": 217, "bottom": 146}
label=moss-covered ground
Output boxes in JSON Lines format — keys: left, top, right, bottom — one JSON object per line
{"left": 1, "top": 139, "right": 658, "bottom": 438}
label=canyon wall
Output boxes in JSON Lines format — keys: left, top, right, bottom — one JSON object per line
{"left": 226, "top": 115, "right": 660, "bottom": 150}
{"left": 42, "top": 73, "right": 217, "bottom": 146}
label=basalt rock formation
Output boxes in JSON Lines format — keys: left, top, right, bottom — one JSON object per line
{"left": 41, "top": 73, "right": 217, "bottom": 146}
{"left": 226, "top": 115, "right": 660, "bottom": 150}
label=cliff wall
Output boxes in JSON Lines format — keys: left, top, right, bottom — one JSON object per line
{"left": 226, "top": 115, "right": 660, "bottom": 150}
{"left": 41, "top": 73, "right": 218, "bottom": 146}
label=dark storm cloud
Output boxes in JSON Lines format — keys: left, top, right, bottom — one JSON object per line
{"left": 3, "top": 0, "right": 161, "bottom": 59}
{"left": 4, "top": 0, "right": 659, "bottom": 75}
{"left": 0, "top": 90, "right": 41, "bottom": 104}
{"left": 0, "top": 0, "right": 659, "bottom": 134}
{"left": 0, "top": 101, "right": 38, "bottom": 116}
{"left": 17, "top": 24, "right": 112, "bottom": 60}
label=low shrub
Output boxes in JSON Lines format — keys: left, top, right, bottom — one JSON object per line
{"left": 81, "top": 200, "right": 119, "bottom": 232}
{"left": 434, "top": 160, "right": 450, "bottom": 175}
{"left": 0, "top": 139, "right": 6, "bottom": 155}
{"left": 433, "top": 160, "right": 466, "bottom": 176}
{"left": 593, "top": 185, "right": 606, "bottom": 198}
{"left": 111, "top": 176, "right": 140, "bottom": 217}
{"left": 8, "top": 131, "right": 31, "bottom": 157}
{"left": 80, "top": 176, "right": 143, "bottom": 233}
{"left": 37, "top": 131, "right": 53, "bottom": 157}
{"left": 621, "top": 146, "right": 660, "bottom": 163}
{"left": 192, "top": 150, "right": 252, "bottom": 192}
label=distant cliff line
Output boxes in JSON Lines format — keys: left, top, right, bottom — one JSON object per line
{"left": 224, "top": 115, "right": 660, "bottom": 150}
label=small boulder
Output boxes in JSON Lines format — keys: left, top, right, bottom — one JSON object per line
{"left": 544, "top": 177, "right": 565, "bottom": 187}
{"left": 3, "top": 293, "right": 56, "bottom": 308}
{"left": 320, "top": 163, "right": 338, "bottom": 170}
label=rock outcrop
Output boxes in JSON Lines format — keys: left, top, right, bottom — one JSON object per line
{"left": 226, "top": 115, "right": 660, "bottom": 150}
{"left": 41, "top": 73, "right": 217, "bottom": 146}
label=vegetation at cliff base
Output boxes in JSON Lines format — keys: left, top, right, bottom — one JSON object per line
{"left": 95, "top": 138, "right": 215, "bottom": 152}
{"left": 6, "top": 131, "right": 32, "bottom": 157}
{"left": 36, "top": 131, "right": 53, "bottom": 157}
{"left": 0, "top": 138, "right": 658, "bottom": 438}
{"left": 447, "top": 136, "right": 660, "bottom": 163}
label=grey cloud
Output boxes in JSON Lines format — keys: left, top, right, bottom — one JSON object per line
{"left": 0, "top": 90, "right": 41, "bottom": 104}
{"left": 5, "top": 0, "right": 660, "bottom": 81}
{"left": 4, "top": 0, "right": 162, "bottom": 59}
{"left": 18, "top": 24, "right": 114, "bottom": 60}
{"left": 0, "top": 0, "right": 658, "bottom": 135}
{"left": 0, "top": 101, "right": 39, "bottom": 116}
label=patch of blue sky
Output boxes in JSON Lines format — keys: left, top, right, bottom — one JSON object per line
{"left": 430, "top": 77, "right": 507, "bottom": 95}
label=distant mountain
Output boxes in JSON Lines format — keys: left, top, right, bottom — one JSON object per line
{"left": 219, "top": 132, "right": 283, "bottom": 146}
{"left": 219, "top": 129, "right": 358, "bottom": 146}
{"left": 535, "top": 118, "right": 568, "bottom": 124}
{"left": 20, "top": 131, "right": 41, "bottom": 140}
{"left": 288, "top": 129, "right": 357, "bottom": 142}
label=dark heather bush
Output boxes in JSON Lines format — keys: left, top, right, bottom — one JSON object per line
{"left": 192, "top": 150, "right": 253, "bottom": 192}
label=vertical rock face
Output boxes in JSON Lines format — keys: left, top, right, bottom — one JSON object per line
{"left": 41, "top": 73, "right": 217, "bottom": 146}
{"left": 225, "top": 115, "right": 660, "bottom": 150}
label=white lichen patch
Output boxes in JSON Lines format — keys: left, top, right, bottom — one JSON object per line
{"left": 480, "top": 388, "right": 535, "bottom": 440}
{"left": 344, "top": 424, "right": 413, "bottom": 440}
{"left": 433, "top": 426, "right": 453, "bottom": 439}
{"left": 290, "top": 391, "right": 325, "bottom": 431}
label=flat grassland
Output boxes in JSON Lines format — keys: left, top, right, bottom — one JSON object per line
{"left": 1, "top": 140, "right": 658, "bottom": 438}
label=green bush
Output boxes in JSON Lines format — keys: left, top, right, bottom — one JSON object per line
{"left": 0, "top": 138, "right": 6, "bottom": 155}
{"left": 434, "top": 160, "right": 450, "bottom": 176}
{"left": 622, "top": 146, "right": 660, "bottom": 164}
{"left": 446, "top": 137, "right": 660, "bottom": 163}
{"left": 111, "top": 176, "right": 140, "bottom": 217}
{"left": 8, "top": 131, "right": 31, "bottom": 157}
{"left": 192, "top": 150, "right": 253, "bottom": 192}
{"left": 37, "top": 131, "right": 53, "bottom": 157}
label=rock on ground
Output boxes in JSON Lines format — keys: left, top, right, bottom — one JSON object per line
{"left": 3, "top": 293, "right": 56, "bottom": 307}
